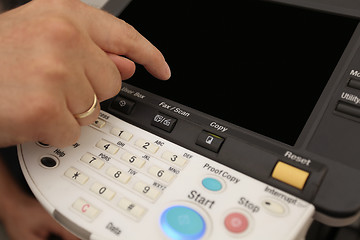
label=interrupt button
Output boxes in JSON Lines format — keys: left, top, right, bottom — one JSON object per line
{"left": 272, "top": 161, "right": 309, "bottom": 190}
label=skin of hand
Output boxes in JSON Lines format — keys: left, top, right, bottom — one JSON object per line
{"left": 0, "top": 155, "right": 80, "bottom": 240}
{"left": 0, "top": 0, "right": 171, "bottom": 148}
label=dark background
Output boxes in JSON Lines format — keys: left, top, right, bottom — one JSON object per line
{"left": 122, "top": 0, "right": 358, "bottom": 146}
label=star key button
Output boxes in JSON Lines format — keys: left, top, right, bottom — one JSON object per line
{"left": 64, "top": 167, "right": 89, "bottom": 185}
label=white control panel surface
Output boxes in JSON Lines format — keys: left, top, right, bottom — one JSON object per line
{"left": 80, "top": 0, "right": 109, "bottom": 9}
{"left": 18, "top": 111, "right": 314, "bottom": 240}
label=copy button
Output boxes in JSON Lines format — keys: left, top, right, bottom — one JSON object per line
{"left": 196, "top": 131, "right": 224, "bottom": 153}
{"left": 272, "top": 161, "right": 309, "bottom": 190}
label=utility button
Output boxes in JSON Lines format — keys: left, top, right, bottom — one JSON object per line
{"left": 272, "top": 161, "right": 309, "bottom": 190}
{"left": 336, "top": 101, "right": 360, "bottom": 118}
{"left": 196, "top": 131, "right": 224, "bottom": 153}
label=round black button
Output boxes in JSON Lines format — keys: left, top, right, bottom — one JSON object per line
{"left": 40, "top": 156, "right": 58, "bottom": 168}
{"left": 36, "top": 142, "right": 50, "bottom": 147}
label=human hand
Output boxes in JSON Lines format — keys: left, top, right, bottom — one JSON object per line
{"left": 1, "top": 192, "right": 79, "bottom": 240}
{"left": 0, "top": 152, "right": 79, "bottom": 240}
{"left": 0, "top": 0, "right": 171, "bottom": 147}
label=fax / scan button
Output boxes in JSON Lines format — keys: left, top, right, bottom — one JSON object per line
{"left": 272, "top": 161, "right": 309, "bottom": 190}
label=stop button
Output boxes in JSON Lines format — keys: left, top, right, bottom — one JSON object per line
{"left": 224, "top": 212, "right": 249, "bottom": 234}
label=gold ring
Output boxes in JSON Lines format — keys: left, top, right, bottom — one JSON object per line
{"left": 74, "top": 94, "right": 98, "bottom": 119}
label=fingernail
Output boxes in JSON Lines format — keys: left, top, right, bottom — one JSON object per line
{"left": 163, "top": 62, "right": 171, "bottom": 80}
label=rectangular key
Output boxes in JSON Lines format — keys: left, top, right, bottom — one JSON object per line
{"left": 110, "top": 128, "right": 133, "bottom": 141}
{"left": 135, "top": 139, "right": 159, "bottom": 154}
{"left": 92, "top": 118, "right": 106, "bottom": 128}
{"left": 106, "top": 166, "right": 131, "bottom": 184}
{"left": 148, "top": 166, "right": 174, "bottom": 183}
{"left": 121, "top": 152, "right": 145, "bottom": 168}
{"left": 96, "top": 139, "right": 119, "bottom": 155}
{"left": 72, "top": 198, "right": 100, "bottom": 220}
{"left": 64, "top": 167, "right": 89, "bottom": 185}
{"left": 118, "top": 198, "right": 146, "bottom": 219}
{"left": 134, "top": 181, "right": 161, "bottom": 200}
{"left": 80, "top": 153, "right": 105, "bottom": 169}
{"left": 161, "top": 151, "right": 187, "bottom": 167}
{"left": 90, "top": 182, "right": 116, "bottom": 201}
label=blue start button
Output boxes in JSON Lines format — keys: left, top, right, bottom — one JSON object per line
{"left": 160, "top": 205, "right": 206, "bottom": 240}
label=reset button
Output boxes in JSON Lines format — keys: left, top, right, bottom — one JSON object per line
{"left": 272, "top": 161, "right": 309, "bottom": 190}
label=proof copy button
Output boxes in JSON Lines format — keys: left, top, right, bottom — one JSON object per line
{"left": 202, "top": 177, "right": 223, "bottom": 192}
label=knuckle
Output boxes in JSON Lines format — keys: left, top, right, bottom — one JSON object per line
{"left": 123, "top": 21, "right": 140, "bottom": 42}
{"left": 102, "top": 77, "right": 121, "bottom": 101}
{"left": 39, "top": 17, "right": 81, "bottom": 46}
{"left": 111, "top": 20, "right": 140, "bottom": 53}
{"left": 34, "top": 57, "right": 69, "bottom": 83}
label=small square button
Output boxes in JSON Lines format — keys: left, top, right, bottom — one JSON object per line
{"left": 151, "top": 112, "right": 177, "bottom": 132}
{"left": 110, "top": 96, "right": 135, "bottom": 115}
{"left": 196, "top": 131, "right": 224, "bottom": 153}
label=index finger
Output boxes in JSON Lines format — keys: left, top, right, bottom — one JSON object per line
{"left": 79, "top": 4, "right": 171, "bottom": 80}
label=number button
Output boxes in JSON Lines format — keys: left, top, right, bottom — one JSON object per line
{"left": 80, "top": 153, "right": 105, "bottom": 169}
{"left": 96, "top": 139, "right": 119, "bottom": 155}
{"left": 162, "top": 151, "right": 187, "bottom": 167}
{"left": 148, "top": 166, "right": 175, "bottom": 183}
{"left": 134, "top": 181, "right": 161, "bottom": 200}
{"left": 106, "top": 166, "right": 131, "bottom": 184}
{"left": 121, "top": 152, "right": 145, "bottom": 168}
{"left": 135, "top": 139, "right": 159, "bottom": 153}
{"left": 110, "top": 128, "right": 133, "bottom": 141}
{"left": 90, "top": 182, "right": 116, "bottom": 201}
